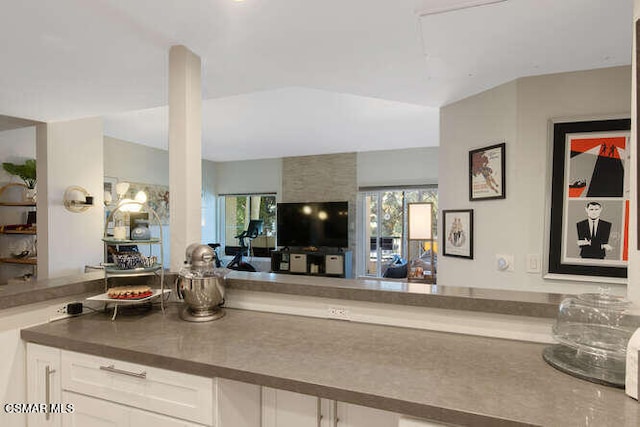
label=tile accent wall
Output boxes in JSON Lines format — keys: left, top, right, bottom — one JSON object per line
{"left": 282, "top": 153, "right": 357, "bottom": 275}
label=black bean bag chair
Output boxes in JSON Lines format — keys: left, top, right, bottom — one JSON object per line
{"left": 382, "top": 255, "right": 408, "bottom": 278}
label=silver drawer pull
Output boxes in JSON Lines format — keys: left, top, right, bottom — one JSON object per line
{"left": 99, "top": 364, "right": 147, "bottom": 379}
{"left": 45, "top": 366, "right": 56, "bottom": 421}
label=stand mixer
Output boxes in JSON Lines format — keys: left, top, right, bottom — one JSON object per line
{"left": 176, "top": 243, "right": 227, "bottom": 322}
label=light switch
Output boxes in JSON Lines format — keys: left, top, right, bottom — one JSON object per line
{"left": 526, "top": 254, "right": 541, "bottom": 273}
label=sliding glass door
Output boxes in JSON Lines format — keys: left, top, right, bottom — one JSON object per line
{"left": 361, "top": 187, "right": 437, "bottom": 278}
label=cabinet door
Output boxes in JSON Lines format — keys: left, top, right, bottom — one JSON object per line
{"left": 262, "top": 387, "right": 321, "bottom": 427}
{"left": 217, "top": 378, "right": 261, "bottom": 427}
{"left": 61, "top": 391, "right": 127, "bottom": 427}
{"left": 27, "top": 343, "right": 61, "bottom": 427}
{"left": 335, "top": 402, "right": 400, "bottom": 427}
{"left": 62, "top": 391, "right": 204, "bottom": 427}
{"left": 129, "top": 404, "right": 205, "bottom": 427}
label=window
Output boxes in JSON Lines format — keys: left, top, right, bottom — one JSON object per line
{"left": 360, "top": 186, "right": 438, "bottom": 277}
{"left": 222, "top": 194, "right": 277, "bottom": 257}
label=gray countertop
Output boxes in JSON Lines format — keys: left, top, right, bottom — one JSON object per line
{"left": 0, "top": 272, "right": 105, "bottom": 310}
{"left": 2, "top": 271, "right": 572, "bottom": 319}
{"left": 225, "top": 271, "right": 570, "bottom": 318}
{"left": 21, "top": 304, "right": 640, "bottom": 427}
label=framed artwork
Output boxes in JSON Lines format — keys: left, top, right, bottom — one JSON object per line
{"left": 103, "top": 177, "right": 118, "bottom": 229}
{"left": 103, "top": 176, "right": 118, "bottom": 205}
{"left": 442, "top": 209, "right": 473, "bottom": 259}
{"left": 124, "top": 182, "right": 170, "bottom": 225}
{"left": 469, "top": 142, "right": 506, "bottom": 201}
{"left": 548, "top": 118, "right": 630, "bottom": 279}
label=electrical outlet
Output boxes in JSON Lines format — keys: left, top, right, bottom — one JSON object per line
{"left": 49, "top": 302, "right": 84, "bottom": 322}
{"left": 327, "top": 306, "right": 350, "bottom": 320}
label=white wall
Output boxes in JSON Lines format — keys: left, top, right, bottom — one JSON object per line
{"left": 213, "top": 149, "right": 439, "bottom": 195}
{"left": 214, "top": 158, "right": 282, "bottom": 196}
{"left": 43, "top": 118, "right": 104, "bottom": 278}
{"left": 104, "top": 136, "right": 169, "bottom": 185}
{"left": 357, "top": 147, "right": 439, "bottom": 187}
{"left": 0, "top": 127, "right": 36, "bottom": 180}
{"left": 439, "top": 67, "right": 632, "bottom": 295}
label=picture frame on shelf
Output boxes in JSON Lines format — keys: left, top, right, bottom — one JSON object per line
{"left": 547, "top": 117, "right": 630, "bottom": 279}
{"left": 442, "top": 209, "right": 473, "bottom": 259}
{"left": 469, "top": 142, "right": 506, "bottom": 201}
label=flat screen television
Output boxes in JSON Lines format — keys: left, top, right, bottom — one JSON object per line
{"left": 277, "top": 201, "right": 348, "bottom": 248}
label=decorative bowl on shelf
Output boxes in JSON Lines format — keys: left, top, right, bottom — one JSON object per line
{"left": 113, "top": 252, "right": 143, "bottom": 270}
{"left": 140, "top": 255, "right": 157, "bottom": 268}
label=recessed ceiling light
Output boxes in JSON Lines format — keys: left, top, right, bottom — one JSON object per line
{"left": 416, "top": 0, "right": 508, "bottom": 17}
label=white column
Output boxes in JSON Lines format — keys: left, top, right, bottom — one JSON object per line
{"left": 38, "top": 118, "right": 104, "bottom": 278}
{"left": 169, "top": 45, "right": 202, "bottom": 271}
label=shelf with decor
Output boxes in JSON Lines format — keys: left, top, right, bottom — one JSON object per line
{"left": 0, "top": 182, "right": 37, "bottom": 283}
{"left": 101, "top": 201, "right": 166, "bottom": 320}
{"left": 0, "top": 229, "right": 36, "bottom": 235}
{"left": 0, "top": 257, "right": 37, "bottom": 265}
{"left": 0, "top": 201, "right": 36, "bottom": 207}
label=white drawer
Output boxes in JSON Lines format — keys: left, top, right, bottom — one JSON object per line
{"left": 62, "top": 391, "right": 205, "bottom": 427}
{"left": 61, "top": 350, "right": 214, "bottom": 426}
{"left": 289, "top": 254, "right": 307, "bottom": 273}
{"left": 325, "top": 255, "right": 344, "bottom": 275}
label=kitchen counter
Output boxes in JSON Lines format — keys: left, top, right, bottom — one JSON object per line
{"left": 21, "top": 304, "right": 640, "bottom": 427}
{"left": 2, "top": 270, "right": 573, "bottom": 320}
{"left": 225, "top": 271, "right": 570, "bottom": 318}
{"left": 0, "top": 271, "right": 104, "bottom": 310}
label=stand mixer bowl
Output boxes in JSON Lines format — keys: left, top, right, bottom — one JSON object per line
{"left": 177, "top": 244, "right": 226, "bottom": 322}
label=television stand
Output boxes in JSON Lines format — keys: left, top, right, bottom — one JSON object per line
{"left": 271, "top": 248, "right": 352, "bottom": 278}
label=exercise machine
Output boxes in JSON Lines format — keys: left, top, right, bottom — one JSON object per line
{"left": 226, "top": 219, "right": 263, "bottom": 272}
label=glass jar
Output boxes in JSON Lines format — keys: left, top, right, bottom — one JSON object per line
{"left": 553, "top": 292, "right": 633, "bottom": 359}
{"left": 544, "top": 291, "right": 635, "bottom": 387}
{"left": 113, "top": 211, "right": 127, "bottom": 240}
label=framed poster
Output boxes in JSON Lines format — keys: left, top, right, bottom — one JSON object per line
{"left": 124, "top": 182, "right": 170, "bottom": 225}
{"left": 548, "top": 118, "right": 630, "bottom": 278}
{"left": 469, "top": 142, "right": 506, "bottom": 201}
{"left": 103, "top": 176, "right": 118, "bottom": 230}
{"left": 442, "top": 209, "right": 473, "bottom": 259}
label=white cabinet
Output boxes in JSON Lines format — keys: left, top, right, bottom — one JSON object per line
{"left": 336, "top": 402, "right": 400, "bottom": 427}
{"left": 262, "top": 388, "right": 399, "bottom": 427}
{"left": 26, "top": 343, "right": 61, "bottom": 427}
{"left": 26, "top": 344, "right": 402, "bottom": 427}
{"left": 216, "top": 378, "right": 261, "bottom": 427}
{"left": 62, "top": 391, "right": 202, "bottom": 427}
{"left": 60, "top": 350, "right": 214, "bottom": 426}
{"left": 262, "top": 387, "right": 321, "bottom": 427}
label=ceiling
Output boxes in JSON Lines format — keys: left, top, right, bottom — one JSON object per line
{"left": 0, "top": 0, "right": 632, "bottom": 161}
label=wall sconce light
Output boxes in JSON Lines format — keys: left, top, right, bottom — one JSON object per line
{"left": 63, "top": 186, "right": 94, "bottom": 213}
{"left": 115, "top": 182, "right": 130, "bottom": 200}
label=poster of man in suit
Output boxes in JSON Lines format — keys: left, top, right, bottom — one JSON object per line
{"left": 549, "top": 119, "right": 630, "bottom": 278}
{"left": 560, "top": 132, "right": 628, "bottom": 267}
